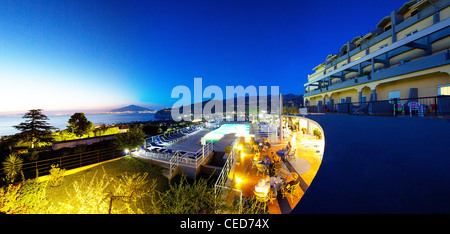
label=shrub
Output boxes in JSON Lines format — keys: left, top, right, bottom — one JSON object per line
{"left": 157, "top": 175, "right": 216, "bottom": 214}
{"left": 313, "top": 128, "right": 322, "bottom": 138}
{"left": 110, "top": 172, "right": 156, "bottom": 214}
{"left": 224, "top": 146, "right": 232, "bottom": 154}
{"left": 55, "top": 170, "right": 112, "bottom": 214}
{"left": 0, "top": 179, "right": 49, "bottom": 214}
{"left": 0, "top": 184, "right": 21, "bottom": 213}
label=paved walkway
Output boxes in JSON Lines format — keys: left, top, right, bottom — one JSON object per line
{"left": 293, "top": 114, "right": 450, "bottom": 214}
{"left": 275, "top": 159, "right": 310, "bottom": 214}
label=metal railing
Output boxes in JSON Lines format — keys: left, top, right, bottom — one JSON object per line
{"left": 214, "top": 185, "right": 242, "bottom": 214}
{"left": 214, "top": 138, "right": 239, "bottom": 208}
{"left": 165, "top": 140, "right": 214, "bottom": 178}
{"left": 306, "top": 95, "right": 450, "bottom": 117}
{"left": 143, "top": 140, "right": 214, "bottom": 167}
{"left": 169, "top": 153, "right": 178, "bottom": 177}
{"left": 198, "top": 141, "right": 213, "bottom": 165}
{"left": 252, "top": 123, "right": 279, "bottom": 142}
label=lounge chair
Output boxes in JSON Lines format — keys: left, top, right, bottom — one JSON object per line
{"left": 282, "top": 183, "right": 301, "bottom": 205}
{"left": 149, "top": 142, "right": 164, "bottom": 148}
{"left": 271, "top": 161, "right": 283, "bottom": 177}
{"left": 287, "top": 148, "right": 296, "bottom": 161}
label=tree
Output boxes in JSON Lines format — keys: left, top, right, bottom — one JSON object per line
{"left": 67, "top": 113, "right": 94, "bottom": 137}
{"left": 13, "top": 109, "right": 54, "bottom": 148}
{"left": 157, "top": 175, "right": 216, "bottom": 214}
{"left": 114, "top": 125, "right": 146, "bottom": 155}
{"left": 2, "top": 153, "right": 23, "bottom": 184}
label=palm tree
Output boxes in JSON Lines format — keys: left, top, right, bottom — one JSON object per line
{"left": 2, "top": 153, "right": 24, "bottom": 184}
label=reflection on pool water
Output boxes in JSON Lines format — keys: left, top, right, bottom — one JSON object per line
{"left": 204, "top": 124, "right": 250, "bottom": 143}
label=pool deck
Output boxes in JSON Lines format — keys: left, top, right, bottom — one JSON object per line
{"left": 163, "top": 129, "right": 210, "bottom": 152}
{"left": 214, "top": 133, "right": 238, "bottom": 152}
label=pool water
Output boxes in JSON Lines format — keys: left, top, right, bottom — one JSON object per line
{"left": 203, "top": 124, "right": 250, "bottom": 143}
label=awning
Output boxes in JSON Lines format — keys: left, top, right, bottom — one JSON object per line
{"left": 376, "top": 15, "right": 391, "bottom": 28}
{"left": 409, "top": 0, "right": 428, "bottom": 10}
{"left": 397, "top": 0, "right": 418, "bottom": 14}
{"left": 351, "top": 36, "right": 362, "bottom": 44}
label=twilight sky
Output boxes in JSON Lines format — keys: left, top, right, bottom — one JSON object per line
{"left": 0, "top": 0, "right": 407, "bottom": 114}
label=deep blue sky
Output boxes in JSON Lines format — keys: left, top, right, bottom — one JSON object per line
{"left": 0, "top": 0, "right": 408, "bottom": 113}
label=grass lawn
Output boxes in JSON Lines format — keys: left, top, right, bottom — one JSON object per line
{"left": 45, "top": 156, "right": 169, "bottom": 214}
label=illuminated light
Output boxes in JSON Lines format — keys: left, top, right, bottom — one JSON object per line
{"left": 203, "top": 124, "right": 250, "bottom": 143}
{"left": 125, "top": 149, "right": 129, "bottom": 154}
{"left": 237, "top": 145, "right": 243, "bottom": 151}
{"left": 235, "top": 177, "right": 243, "bottom": 184}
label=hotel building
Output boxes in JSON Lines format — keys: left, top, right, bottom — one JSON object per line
{"left": 303, "top": 0, "right": 450, "bottom": 115}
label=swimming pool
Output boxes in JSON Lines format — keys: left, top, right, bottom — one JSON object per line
{"left": 203, "top": 124, "right": 250, "bottom": 143}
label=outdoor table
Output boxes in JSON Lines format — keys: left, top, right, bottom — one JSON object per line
{"left": 259, "top": 160, "right": 272, "bottom": 166}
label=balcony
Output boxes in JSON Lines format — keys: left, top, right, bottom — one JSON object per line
{"left": 304, "top": 17, "right": 450, "bottom": 97}
{"left": 305, "top": 48, "right": 450, "bottom": 97}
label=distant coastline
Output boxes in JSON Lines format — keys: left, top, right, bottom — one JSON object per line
{"left": 97, "top": 110, "right": 157, "bottom": 114}
{"left": 0, "top": 112, "right": 158, "bottom": 137}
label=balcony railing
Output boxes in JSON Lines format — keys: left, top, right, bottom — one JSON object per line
{"left": 306, "top": 95, "right": 450, "bottom": 117}
{"left": 305, "top": 50, "right": 450, "bottom": 97}
{"left": 304, "top": 17, "right": 450, "bottom": 90}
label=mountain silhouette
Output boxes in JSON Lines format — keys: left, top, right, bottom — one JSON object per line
{"left": 110, "top": 105, "right": 151, "bottom": 112}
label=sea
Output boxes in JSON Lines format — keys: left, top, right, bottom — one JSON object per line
{"left": 0, "top": 113, "right": 157, "bottom": 137}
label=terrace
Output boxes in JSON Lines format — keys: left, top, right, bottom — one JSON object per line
{"left": 131, "top": 117, "right": 325, "bottom": 213}
{"left": 214, "top": 118, "right": 324, "bottom": 214}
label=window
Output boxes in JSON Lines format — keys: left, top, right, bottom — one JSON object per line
{"left": 406, "top": 30, "right": 418, "bottom": 37}
{"left": 380, "top": 44, "right": 388, "bottom": 49}
{"left": 438, "top": 84, "right": 450, "bottom": 96}
{"left": 410, "top": 9, "right": 418, "bottom": 17}
{"left": 340, "top": 98, "right": 345, "bottom": 104}
{"left": 388, "top": 91, "right": 400, "bottom": 104}
{"left": 384, "top": 25, "right": 391, "bottom": 32}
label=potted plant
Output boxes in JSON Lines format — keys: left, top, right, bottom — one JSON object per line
{"left": 301, "top": 127, "right": 307, "bottom": 134}
{"left": 224, "top": 146, "right": 232, "bottom": 155}
{"left": 313, "top": 128, "right": 322, "bottom": 139}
